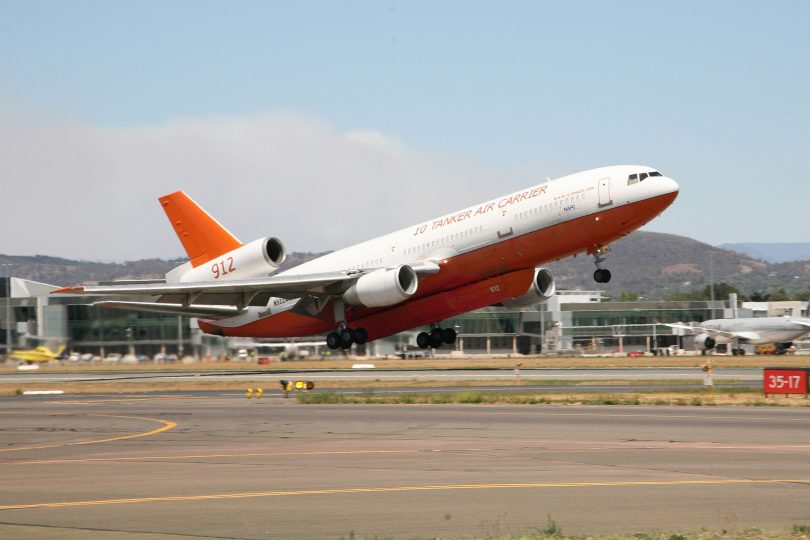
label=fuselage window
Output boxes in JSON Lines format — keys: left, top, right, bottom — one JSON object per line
{"left": 649, "top": 171, "right": 662, "bottom": 177}
{"left": 627, "top": 173, "right": 638, "bottom": 185}
{"left": 639, "top": 172, "right": 649, "bottom": 181}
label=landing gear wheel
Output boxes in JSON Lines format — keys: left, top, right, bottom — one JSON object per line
{"left": 326, "top": 332, "right": 341, "bottom": 350}
{"left": 429, "top": 328, "right": 444, "bottom": 348}
{"left": 592, "top": 247, "right": 610, "bottom": 283}
{"left": 340, "top": 328, "right": 355, "bottom": 349}
{"left": 354, "top": 327, "right": 368, "bottom": 345}
{"left": 442, "top": 327, "right": 457, "bottom": 344}
{"left": 416, "top": 332, "right": 430, "bottom": 349}
{"left": 594, "top": 268, "right": 612, "bottom": 283}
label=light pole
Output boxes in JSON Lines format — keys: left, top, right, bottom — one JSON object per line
{"left": 709, "top": 251, "right": 716, "bottom": 319}
{"left": 1, "top": 270, "right": 13, "bottom": 359}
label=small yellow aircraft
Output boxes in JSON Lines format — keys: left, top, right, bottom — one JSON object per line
{"left": 11, "top": 344, "right": 66, "bottom": 364}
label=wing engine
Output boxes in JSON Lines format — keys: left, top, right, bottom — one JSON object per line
{"left": 501, "top": 267, "right": 556, "bottom": 308}
{"left": 343, "top": 265, "right": 418, "bottom": 307}
{"left": 694, "top": 333, "right": 716, "bottom": 351}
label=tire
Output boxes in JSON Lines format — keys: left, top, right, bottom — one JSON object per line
{"left": 416, "top": 332, "right": 430, "bottom": 349}
{"left": 429, "top": 328, "right": 444, "bottom": 348}
{"left": 601, "top": 269, "right": 612, "bottom": 283}
{"left": 326, "top": 332, "right": 341, "bottom": 350}
{"left": 354, "top": 327, "right": 369, "bottom": 345}
{"left": 442, "top": 327, "right": 457, "bottom": 344}
{"left": 340, "top": 328, "right": 355, "bottom": 349}
{"left": 593, "top": 269, "right": 603, "bottom": 283}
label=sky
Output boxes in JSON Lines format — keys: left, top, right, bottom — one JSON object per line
{"left": 1, "top": 1, "right": 808, "bottom": 262}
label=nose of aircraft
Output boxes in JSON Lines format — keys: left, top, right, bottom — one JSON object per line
{"left": 658, "top": 175, "right": 679, "bottom": 197}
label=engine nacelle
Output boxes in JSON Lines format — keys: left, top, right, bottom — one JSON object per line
{"left": 694, "top": 334, "right": 716, "bottom": 351}
{"left": 178, "top": 237, "right": 286, "bottom": 283}
{"left": 344, "top": 265, "right": 418, "bottom": 308}
{"left": 501, "top": 267, "right": 556, "bottom": 308}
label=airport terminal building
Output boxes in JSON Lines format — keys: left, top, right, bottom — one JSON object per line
{"left": 2, "top": 276, "right": 808, "bottom": 360}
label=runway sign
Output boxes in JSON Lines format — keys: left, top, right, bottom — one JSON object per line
{"left": 763, "top": 368, "right": 810, "bottom": 396}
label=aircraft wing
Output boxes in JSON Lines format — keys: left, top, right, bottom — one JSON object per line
{"left": 55, "top": 271, "right": 355, "bottom": 297}
{"left": 725, "top": 331, "right": 760, "bottom": 342}
{"left": 663, "top": 323, "right": 758, "bottom": 341}
{"left": 789, "top": 319, "right": 810, "bottom": 329}
{"left": 53, "top": 263, "right": 442, "bottom": 312}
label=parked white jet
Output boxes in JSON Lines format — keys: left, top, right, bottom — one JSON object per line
{"left": 668, "top": 302, "right": 810, "bottom": 355}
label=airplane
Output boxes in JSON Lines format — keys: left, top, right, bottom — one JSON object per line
{"left": 11, "top": 344, "right": 67, "bottom": 364}
{"left": 667, "top": 301, "right": 810, "bottom": 355}
{"left": 55, "top": 165, "right": 679, "bottom": 350}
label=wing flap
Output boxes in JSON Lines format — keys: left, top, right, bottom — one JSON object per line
{"left": 94, "top": 301, "right": 241, "bottom": 319}
{"left": 55, "top": 271, "right": 355, "bottom": 298}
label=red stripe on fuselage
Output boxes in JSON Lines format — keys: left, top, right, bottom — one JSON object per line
{"left": 198, "top": 191, "right": 677, "bottom": 339}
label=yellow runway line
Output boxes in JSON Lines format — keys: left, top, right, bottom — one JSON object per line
{"left": 6, "top": 449, "right": 428, "bottom": 465}
{"left": 0, "top": 413, "right": 176, "bottom": 453}
{"left": 2, "top": 478, "right": 809, "bottom": 511}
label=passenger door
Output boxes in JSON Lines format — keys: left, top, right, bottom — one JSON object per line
{"left": 597, "top": 177, "right": 613, "bottom": 208}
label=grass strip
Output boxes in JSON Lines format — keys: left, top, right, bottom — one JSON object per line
{"left": 349, "top": 524, "right": 810, "bottom": 539}
{"left": 298, "top": 389, "right": 809, "bottom": 407}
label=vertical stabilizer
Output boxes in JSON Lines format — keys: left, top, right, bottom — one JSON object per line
{"left": 159, "top": 191, "right": 242, "bottom": 267}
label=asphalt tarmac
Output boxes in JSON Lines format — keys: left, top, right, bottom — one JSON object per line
{"left": 1, "top": 366, "right": 763, "bottom": 384}
{"left": 2, "top": 394, "right": 810, "bottom": 539}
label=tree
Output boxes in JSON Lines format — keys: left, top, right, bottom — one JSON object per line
{"left": 702, "top": 282, "right": 744, "bottom": 301}
{"left": 619, "top": 291, "right": 639, "bottom": 302}
{"left": 768, "top": 288, "right": 790, "bottom": 301}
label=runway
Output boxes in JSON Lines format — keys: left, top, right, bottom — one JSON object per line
{"left": 2, "top": 394, "right": 810, "bottom": 539}
{"left": 0, "top": 366, "right": 763, "bottom": 384}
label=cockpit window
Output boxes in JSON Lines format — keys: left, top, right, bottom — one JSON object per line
{"left": 628, "top": 171, "right": 663, "bottom": 185}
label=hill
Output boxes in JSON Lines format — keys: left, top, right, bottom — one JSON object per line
{"left": 545, "top": 232, "right": 810, "bottom": 299}
{"left": 2, "top": 232, "right": 809, "bottom": 300}
{"left": 718, "top": 242, "right": 810, "bottom": 264}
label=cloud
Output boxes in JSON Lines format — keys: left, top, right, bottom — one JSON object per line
{"left": 0, "top": 111, "right": 510, "bottom": 261}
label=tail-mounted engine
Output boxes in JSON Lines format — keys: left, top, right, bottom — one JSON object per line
{"left": 694, "top": 334, "right": 716, "bottom": 351}
{"left": 501, "top": 267, "right": 556, "bottom": 308}
{"left": 178, "top": 237, "right": 286, "bottom": 283}
{"left": 344, "top": 265, "right": 418, "bottom": 308}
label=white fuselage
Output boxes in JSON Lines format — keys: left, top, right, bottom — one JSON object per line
{"left": 284, "top": 165, "right": 676, "bottom": 277}
{"left": 703, "top": 317, "right": 810, "bottom": 345}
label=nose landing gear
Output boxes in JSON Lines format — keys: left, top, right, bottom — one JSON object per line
{"left": 592, "top": 247, "right": 611, "bottom": 284}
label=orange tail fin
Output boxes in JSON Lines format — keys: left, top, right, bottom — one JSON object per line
{"left": 159, "top": 191, "right": 242, "bottom": 267}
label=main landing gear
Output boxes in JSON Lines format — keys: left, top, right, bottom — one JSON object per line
{"left": 325, "top": 297, "right": 369, "bottom": 351}
{"left": 326, "top": 326, "right": 368, "bottom": 350}
{"left": 416, "top": 326, "right": 457, "bottom": 349}
{"left": 592, "top": 247, "right": 611, "bottom": 284}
